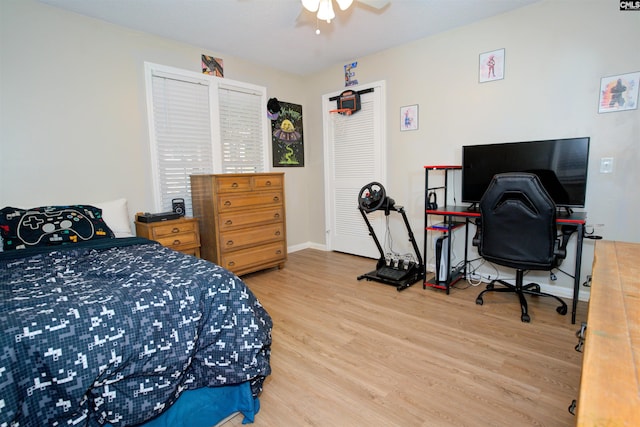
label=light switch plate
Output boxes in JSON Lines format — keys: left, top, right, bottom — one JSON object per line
{"left": 600, "top": 157, "right": 614, "bottom": 173}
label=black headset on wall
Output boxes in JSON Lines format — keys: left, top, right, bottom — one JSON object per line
{"left": 426, "top": 191, "right": 438, "bottom": 210}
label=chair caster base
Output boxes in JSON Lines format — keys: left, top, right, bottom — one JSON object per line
{"left": 557, "top": 305, "right": 568, "bottom": 315}
{"left": 476, "top": 297, "right": 483, "bottom": 305}
{"left": 521, "top": 313, "right": 531, "bottom": 322}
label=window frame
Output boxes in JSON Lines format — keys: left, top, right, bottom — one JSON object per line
{"left": 144, "top": 62, "right": 271, "bottom": 214}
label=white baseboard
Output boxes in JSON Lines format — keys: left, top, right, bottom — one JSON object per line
{"left": 288, "top": 241, "right": 327, "bottom": 253}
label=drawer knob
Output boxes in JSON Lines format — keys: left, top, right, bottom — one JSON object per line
{"left": 173, "top": 239, "right": 181, "bottom": 245}
{"left": 232, "top": 182, "right": 239, "bottom": 188}
{"left": 274, "top": 213, "right": 280, "bottom": 219}
{"left": 225, "top": 220, "right": 233, "bottom": 225}
{"left": 224, "top": 200, "right": 232, "bottom": 207}
{"left": 276, "top": 250, "right": 282, "bottom": 255}
{"left": 275, "top": 231, "right": 281, "bottom": 236}
{"left": 172, "top": 227, "right": 180, "bottom": 233}
{"left": 226, "top": 240, "right": 234, "bottom": 246}
{"left": 228, "top": 261, "right": 235, "bottom": 267}
{"left": 265, "top": 180, "right": 272, "bottom": 186}
{"left": 273, "top": 196, "right": 279, "bottom": 202}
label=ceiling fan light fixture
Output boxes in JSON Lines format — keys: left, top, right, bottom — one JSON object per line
{"left": 301, "top": 0, "right": 320, "bottom": 13}
{"left": 335, "top": 0, "right": 354, "bottom": 10}
{"left": 317, "top": 0, "right": 335, "bottom": 22}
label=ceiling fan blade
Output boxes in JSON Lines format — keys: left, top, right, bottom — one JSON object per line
{"left": 356, "top": 0, "right": 390, "bottom": 9}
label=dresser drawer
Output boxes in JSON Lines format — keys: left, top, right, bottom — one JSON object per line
{"left": 254, "top": 174, "right": 283, "bottom": 190}
{"left": 215, "top": 176, "right": 252, "bottom": 193}
{"left": 220, "top": 223, "right": 284, "bottom": 250}
{"left": 221, "top": 242, "right": 286, "bottom": 273}
{"left": 217, "top": 191, "right": 283, "bottom": 212}
{"left": 150, "top": 220, "right": 198, "bottom": 239}
{"left": 218, "top": 207, "right": 283, "bottom": 231}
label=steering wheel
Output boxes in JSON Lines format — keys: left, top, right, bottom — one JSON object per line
{"left": 358, "top": 182, "right": 386, "bottom": 213}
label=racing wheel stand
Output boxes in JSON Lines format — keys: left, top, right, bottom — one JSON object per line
{"left": 356, "top": 182, "right": 425, "bottom": 291}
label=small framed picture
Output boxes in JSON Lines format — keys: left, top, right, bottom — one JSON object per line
{"left": 479, "top": 48, "right": 505, "bottom": 83}
{"left": 400, "top": 104, "right": 418, "bottom": 131}
{"left": 598, "top": 71, "right": 639, "bottom": 113}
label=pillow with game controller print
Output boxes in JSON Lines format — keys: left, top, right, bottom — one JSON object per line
{"left": 0, "top": 205, "right": 115, "bottom": 251}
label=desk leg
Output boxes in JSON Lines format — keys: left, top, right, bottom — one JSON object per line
{"left": 572, "top": 224, "right": 584, "bottom": 324}
{"left": 464, "top": 218, "right": 470, "bottom": 279}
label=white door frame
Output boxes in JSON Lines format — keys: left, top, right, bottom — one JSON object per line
{"left": 323, "top": 81, "right": 387, "bottom": 257}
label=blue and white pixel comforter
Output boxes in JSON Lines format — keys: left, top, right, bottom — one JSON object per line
{"left": 0, "top": 238, "right": 272, "bottom": 426}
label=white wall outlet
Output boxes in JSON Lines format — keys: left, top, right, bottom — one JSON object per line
{"left": 600, "top": 157, "right": 614, "bottom": 173}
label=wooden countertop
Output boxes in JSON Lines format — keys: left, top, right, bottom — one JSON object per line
{"left": 576, "top": 240, "right": 640, "bottom": 425}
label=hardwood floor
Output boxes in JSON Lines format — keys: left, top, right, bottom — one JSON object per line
{"left": 229, "top": 249, "right": 587, "bottom": 426}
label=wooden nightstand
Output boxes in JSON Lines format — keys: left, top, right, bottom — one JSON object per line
{"left": 135, "top": 216, "right": 201, "bottom": 257}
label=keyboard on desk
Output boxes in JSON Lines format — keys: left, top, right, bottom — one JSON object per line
{"left": 377, "top": 267, "right": 410, "bottom": 281}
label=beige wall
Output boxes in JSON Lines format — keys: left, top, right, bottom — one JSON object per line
{"left": 2, "top": 1, "right": 639, "bottom": 297}
{"left": 0, "top": 0, "right": 312, "bottom": 247}
{"left": 303, "top": 0, "right": 639, "bottom": 298}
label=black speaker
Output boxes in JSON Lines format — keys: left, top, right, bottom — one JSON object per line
{"left": 172, "top": 198, "right": 186, "bottom": 216}
{"left": 426, "top": 192, "right": 438, "bottom": 210}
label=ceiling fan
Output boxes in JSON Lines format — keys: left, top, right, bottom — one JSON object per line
{"left": 301, "top": 0, "right": 390, "bottom": 24}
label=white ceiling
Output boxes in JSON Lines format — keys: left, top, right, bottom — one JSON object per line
{"left": 38, "top": 0, "right": 540, "bottom": 76}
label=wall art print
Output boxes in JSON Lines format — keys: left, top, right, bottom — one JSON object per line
{"left": 479, "top": 48, "right": 505, "bottom": 83}
{"left": 272, "top": 101, "right": 304, "bottom": 167}
{"left": 598, "top": 71, "right": 639, "bottom": 113}
{"left": 345, "top": 61, "right": 358, "bottom": 87}
{"left": 202, "top": 55, "right": 224, "bottom": 77}
{"left": 400, "top": 104, "right": 418, "bottom": 131}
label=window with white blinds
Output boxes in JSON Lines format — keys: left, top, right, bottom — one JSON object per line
{"left": 218, "top": 85, "right": 265, "bottom": 174}
{"left": 145, "top": 63, "right": 269, "bottom": 215}
{"left": 150, "top": 74, "right": 213, "bottom": 216}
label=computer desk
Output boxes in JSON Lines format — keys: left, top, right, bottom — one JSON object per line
{"left": 426, "top": 206, "right": 587, "bottom": 324}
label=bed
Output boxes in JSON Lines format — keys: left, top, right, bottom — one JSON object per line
{"left": 0, "top": 203, "right": 272, "bottom": 427}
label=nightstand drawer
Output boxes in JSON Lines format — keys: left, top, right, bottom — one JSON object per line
{"left": 135, "top": 217, "right": 201, "bottom": 258}
{"left": 156, "top": 231, "right": 199, "bottom": 248}
{"left": 149, "top": 221, "right": 198, "bottom": 238}
{"left": 218, "top": 207, "right": 283, "bottom": 231}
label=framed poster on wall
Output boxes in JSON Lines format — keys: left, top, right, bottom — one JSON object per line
{"left": 479, "top": 48, "right": 505, "bottom": 83}
{"left": 598, "top": 71, "right": 639, "bottom": 113}
{"left": 272, "top": 101, "right": 304, "bottom": 167}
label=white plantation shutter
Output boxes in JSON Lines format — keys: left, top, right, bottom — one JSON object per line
{"left": 323, "top": 82, "right": 386, "bottom": 258}
{"left": 151, "top": 74, "right": 213, "bottom": 216}
{"left": 146, "top": 63, "right": 269, "bottom": 215}
{"left": 218, "top": 85, "right": 265, "bottom": 174}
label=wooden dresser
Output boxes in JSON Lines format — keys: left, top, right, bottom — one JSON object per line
{"left": 135, "top": 216, "right": 201, "bottom": 257}
{"left": 576, "top": 240, "right": 639, "bottom": 426}
{"left": 190, "top": 172, "right": 287, "bottom": 275}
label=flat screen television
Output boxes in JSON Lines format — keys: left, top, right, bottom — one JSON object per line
{"left": 462, "top": 137, "right": 590, "bottom": 209}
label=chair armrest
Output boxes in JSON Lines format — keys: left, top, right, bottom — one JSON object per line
{"left": 555, "top": 224, "right": 578, "bottom": 260}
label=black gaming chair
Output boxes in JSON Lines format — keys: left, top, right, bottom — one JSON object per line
{"left": 473, "top": 172, "right": 569, "bottom": 322}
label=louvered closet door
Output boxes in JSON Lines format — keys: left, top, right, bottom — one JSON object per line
{"left": 323, "top": 81, "right": 386, "bottom": 259}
